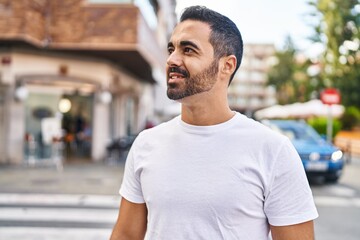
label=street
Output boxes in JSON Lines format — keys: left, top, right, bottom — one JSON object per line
{"left": 0, "top": 158, "right": 359, "bottom": 239}
{"left": 0, "top": 193, "right": 120, "bottom": 240}
{"left": 311, "top": 156, "right": 360, "bottom": 240}
{"left": 0, "top": 163, "right": 123, "bottom": 240}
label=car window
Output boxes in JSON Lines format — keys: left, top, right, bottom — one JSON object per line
{"left": 277, "top": 124, "right": 322, "bottom": 144}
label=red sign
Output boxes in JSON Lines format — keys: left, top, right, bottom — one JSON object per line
{"left": 321, "top": 88, "right": 341, "bottom": 105}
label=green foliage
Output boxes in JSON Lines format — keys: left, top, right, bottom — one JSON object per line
{"left": 267, "top": 36, "right": 317, "bottom": 104}
{"left": 308, "top": 0, "right": 360, "bottom": 107}
{"left": 307, "top": 117, "right": 342, "bottom": 137}
{"left": 267, "top": 0, "right": 360, "bottom": 107}
{"left": 340, "top": 106, "right": 360, "bottom": 130}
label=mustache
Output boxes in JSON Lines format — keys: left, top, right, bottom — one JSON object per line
{"left": 169, "top": 67, "right": 189, "bottom": 78}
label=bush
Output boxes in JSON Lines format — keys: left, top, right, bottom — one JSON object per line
{"left": 340, "top": 106, "right": 360, "bottom": 130}
{"left": 307, "top": 117, "right": 342, "bottom": 138}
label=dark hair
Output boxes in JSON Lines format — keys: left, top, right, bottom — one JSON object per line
{"left": 180, "top": 5, "right": 243, "bottom": 84}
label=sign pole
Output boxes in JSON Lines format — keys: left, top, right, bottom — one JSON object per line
{"left": 321, "top": 88, "right": 341, "bottom": 143}
{"left": 326, "top": 105, "right": 333, "bottom": 143}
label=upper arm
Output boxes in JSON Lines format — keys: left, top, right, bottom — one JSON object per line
{"left": 265, "top": 139, "right": 318, "bottom": 227}
{"left": 110, "top": 197, "right": 147, "bottom": 240}
{"left": 270, "top": 220, "right": 315, "bottom": 240}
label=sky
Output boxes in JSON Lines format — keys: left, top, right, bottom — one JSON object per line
{"left": 175, "top": 0, "right": 322, "bottom": 55}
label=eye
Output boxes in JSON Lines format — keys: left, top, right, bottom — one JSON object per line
{"left": 168, "top": 47, "right": 174, "bottom": 55}
{"left": 184, "top": 47, "right": 194, "bottom": 54}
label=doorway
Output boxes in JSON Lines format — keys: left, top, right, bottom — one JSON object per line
{"left": 61, "top": 93, "right": 94, "bottom": 162}
{"left": 24, "top": 90, "right": 94, "bottom": 163}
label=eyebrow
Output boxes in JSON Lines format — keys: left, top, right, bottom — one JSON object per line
{"left": 180, "top": 40, "right": 200, "bottom": 50}
{"left": 167, "top": 41, "right": 200, "bottom": 51}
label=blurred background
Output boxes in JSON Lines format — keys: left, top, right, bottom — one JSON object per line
{"left": 0, "top": 0, "right": 359, "bottom": 239}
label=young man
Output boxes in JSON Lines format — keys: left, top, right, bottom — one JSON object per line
{"left": 110, "top": 5, "right": 318, "bottom": 240}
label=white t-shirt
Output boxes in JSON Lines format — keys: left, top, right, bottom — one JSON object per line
{"left": 120, "top": 113, "right": 318, "bottom": 240}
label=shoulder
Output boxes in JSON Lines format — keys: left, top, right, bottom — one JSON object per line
{"left": 133, "top": 116, "right": 179, "bottom": 145}
{"left": 230, "top": 114, "right": 296, "bottom": 170}
{"left": 234, "top": 113, "right": 288, "bottom": 145}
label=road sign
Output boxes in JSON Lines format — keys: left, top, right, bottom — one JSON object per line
{"left": 320, "top": 88, "right": 341, "bottom": 143}
{"left": 321, "top": 88, "right": 341, "bottom": 105}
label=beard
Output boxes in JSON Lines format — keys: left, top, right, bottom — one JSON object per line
{"left": 167, "top": 59, "right": 219, "bottom": 100}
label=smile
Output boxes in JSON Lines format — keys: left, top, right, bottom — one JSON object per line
{"left": 168, "top": 72, "right": 185, "bottom": 83}
{"left": 170, "top": 74, "right": 184, "bottom": 79}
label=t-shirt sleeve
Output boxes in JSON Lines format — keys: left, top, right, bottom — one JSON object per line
{"left": 264, "top": 138, "right": 319, "bottom": 226}
{"left": 119, "top": 142, "right": 145, "bottom": 204}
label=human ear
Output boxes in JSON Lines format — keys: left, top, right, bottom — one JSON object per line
{"left": 220, "top": 55, "right": 236, "bottom": 77}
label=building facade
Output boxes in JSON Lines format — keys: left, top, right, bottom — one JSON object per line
{"left": 0, "top": 0, "right": 176, "bottom": 164}
{"left": 228, "top": 43, "right": 277, "bottom": 117}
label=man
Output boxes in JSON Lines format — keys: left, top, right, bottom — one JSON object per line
{"left": 110, "top": 5, "right": 318, "bottom": 240}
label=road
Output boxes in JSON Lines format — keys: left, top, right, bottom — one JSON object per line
{"left": 311, "top": 156, "right": 360, "bottom": 240}
{"left": 0, "top": 194, "right": 120, "bottom": 240}
{"left": 0, "top": 163, "right": 123, "bottom": 240}
{"left": 0, "top": 157, "right": 359, "bottom": 239}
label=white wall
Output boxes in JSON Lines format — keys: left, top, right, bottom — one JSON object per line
{"left": 11, "top": 51, "right": 112, "bottom": 86}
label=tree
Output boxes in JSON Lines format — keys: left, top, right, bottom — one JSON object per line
{"left": 308, "top": 0, "right": 360, "bottom": 107}
{"left": 267, "top": 36, "right": 296, "bottom": 104}
{"left": 267, "top": 36, "right": 316, "bottom": 104}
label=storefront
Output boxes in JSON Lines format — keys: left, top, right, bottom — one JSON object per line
{"left": 0, "top": 49, "right": 152, "bottom": 164}
{"left": 21, "top": 77, "right": 96, "bottom": 162}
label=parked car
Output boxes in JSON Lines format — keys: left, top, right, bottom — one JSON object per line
{"left": 106, "top": 135, "right": 137, "bottom": 163}
{"left": 261, "top": 120, "right": 345, "bottom": 183}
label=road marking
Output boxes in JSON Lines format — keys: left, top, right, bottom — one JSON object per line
{"left": 327, "top": 185, "right": 357, "bottom": 197}
{"left": 0, "top": 227, "right": 111, "bottom": 240}
{"left": 314, "top": 196, "right": 360, "bottom": 208}
{"left": 0, "top": 207, "right": 117, "bottom": 223}
{"left": 0, "top": 193, "right": 120, "bottom": 240}
{"left": 0, "top": 193, "right": 120, "bottom": 208}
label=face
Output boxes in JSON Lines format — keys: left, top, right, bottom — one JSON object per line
{"left": 166, "top": 20, "right": 219, "bottom": 100}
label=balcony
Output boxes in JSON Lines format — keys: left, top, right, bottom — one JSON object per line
{"left": 0, "top": 1, "right": 165, "bottom": 83}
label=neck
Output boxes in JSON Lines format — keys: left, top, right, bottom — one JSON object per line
{"left": 180, "top": 92, "right": 234, "bottom": 126}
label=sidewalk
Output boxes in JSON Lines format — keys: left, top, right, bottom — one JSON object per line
{"left": 1, "top": 156, "right": 358, "bottom": 196}
{"left": 335, "top": 130, "right": 360, "bottom": 158}
{"left": 0, "top": 162, "right": 125, "bottom": 196}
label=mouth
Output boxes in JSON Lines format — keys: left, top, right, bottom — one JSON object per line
{"left": 167, "top": 67, "right": 188, "bottom": 84}
{"left": 168, "top": 73, "right": 185, "bottom": 83}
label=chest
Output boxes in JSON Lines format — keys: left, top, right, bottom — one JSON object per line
{"left": 137, "top": 144, "right": 267, "bottom": 217}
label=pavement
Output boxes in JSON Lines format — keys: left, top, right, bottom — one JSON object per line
{"left": 0, "top": 155, "right": 359, "bottom": 196}
{"left": 0, "top": 156, "right": 359, "bottom": 240}
{"left": 0, "top": 161, "right": 125, "bottom": 195}
{"left": 0, "top": 161, "right": 126, "bottom": 240}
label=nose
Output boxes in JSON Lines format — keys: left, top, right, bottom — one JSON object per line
{"left": 166, "top": 50, "right": 182, "bottom": 67}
